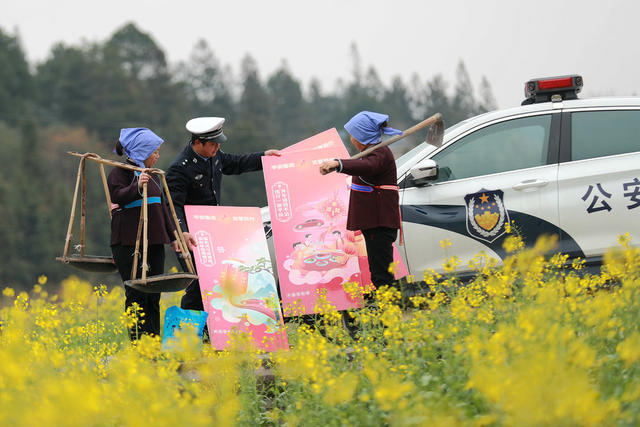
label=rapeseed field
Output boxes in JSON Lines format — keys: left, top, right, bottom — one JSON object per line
{"left": 1, "top": 233, "right": 639, "bottom": 426}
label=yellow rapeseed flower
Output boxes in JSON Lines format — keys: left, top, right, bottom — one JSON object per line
{"left": 617, "top": 332, "right": 640, "bottom": 367}
{"left": 440, "top": 238, "right": 452, "bottom": 249}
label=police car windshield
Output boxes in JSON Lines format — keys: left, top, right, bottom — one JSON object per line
{"left": 395, "top": 121, "right": 465, "bottom": 169}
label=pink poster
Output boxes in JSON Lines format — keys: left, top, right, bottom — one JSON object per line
{"left": 281, "top": 128, "right": 343, "bottom": 154}
{"left": 185, "top": 205, "right": 288, "bottom": 351}
{"left": 263, "top": 129, "right": 368, "bottom": 315}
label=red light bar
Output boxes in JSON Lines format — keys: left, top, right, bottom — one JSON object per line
{"left": 537, "top": 77, "right": 574, "bottom": 91}
{"left": 523, "top": 74, "right": 583, "bottom": 105}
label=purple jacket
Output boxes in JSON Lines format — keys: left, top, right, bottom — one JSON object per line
{"left": 108, "top": 162, "right": 176, "bottom": 246}
{"left": 338, "top": 146, "right": 400, "bottom": 231}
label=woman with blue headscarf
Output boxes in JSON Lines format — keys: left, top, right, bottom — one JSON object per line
{"left": 108, "top": 128, "right": 179, "bottom": 340}
{"left": 320, "top": 111, "right": 402, "bottom": 300}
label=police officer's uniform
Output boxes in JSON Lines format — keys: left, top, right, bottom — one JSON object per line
{"left": 166, "top": 117, "right": 265, "bottom": 311}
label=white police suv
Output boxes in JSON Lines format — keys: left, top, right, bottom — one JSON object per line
{"left": 398, "top": 75, "right": 640, "bottom": 279}
{"left": 263, "top": 75, "right": 640, "bottom": 282}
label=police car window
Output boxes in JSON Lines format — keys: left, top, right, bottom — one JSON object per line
{"left": 431, "top": 115, "right": 551, "bottom": 183}
{"left": 571, "top": 111, "right": 640, "bottom": 161}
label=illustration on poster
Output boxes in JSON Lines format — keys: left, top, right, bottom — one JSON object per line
{"left": 282, "top": 191, "right": 364, "bottom": 286}
{"left": 203, "top": 259, "right": 282, "bottom": 333}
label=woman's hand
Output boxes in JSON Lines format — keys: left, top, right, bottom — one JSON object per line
{"left": 138, "top": 170, "right": 151, "bottom": 189}
{"left": 319, "top": 160, "right": 340, "bottom": 175}
{"left": 171, "top": 240, "right": 181, "bottom": 252}
{"left": 264, "top": 149, "right": 281, "bottom": 157}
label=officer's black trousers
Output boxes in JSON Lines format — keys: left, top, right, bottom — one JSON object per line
{"left": 176, "top": 251, "right": 205, "bottom": 311}
{"left": 361, "top": 227, "right": 398, "bottom": 289}
{"left": 112, "top": 244, "right": 164, "bottom": 340}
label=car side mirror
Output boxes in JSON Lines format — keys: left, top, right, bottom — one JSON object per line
{"left": 408, "top": 158, "right": 438, "bottom": 186}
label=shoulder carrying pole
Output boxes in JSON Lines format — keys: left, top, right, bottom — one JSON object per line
{"left": 99, "top": 164, "right": 113, "bottom": 219}
{"left": 160, "top": 174, "right": 196, "bottom": 274}
{"left": 66, "top": 151, "right": 196, "bottom": 277}
{"left": 142, "top": 181, "right": 149, "bottom": 282}
{"left": 131, "top": 202, "right": 144, "bottom": 281}
{"left": 62, "top": 157, "right": 84, "bottom": 258}
{"left": 80, "top": 157, "right": 86, "bottom": 256}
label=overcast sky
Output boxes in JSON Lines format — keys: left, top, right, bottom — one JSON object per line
{"left": 2, "top": 0, "right": 639, "bottom": 109}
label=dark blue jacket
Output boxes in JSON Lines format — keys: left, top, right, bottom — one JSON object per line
{"left": 166, "top": 144, "right": 264, "bottom": 231}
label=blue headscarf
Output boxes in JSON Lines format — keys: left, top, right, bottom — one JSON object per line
{"left": 119, "top": 128, "right": 164, "bottom": 168}
{"left": 344, "top": 111, "right": 402, "bottom": 145}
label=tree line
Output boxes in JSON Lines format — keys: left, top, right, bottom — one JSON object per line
{"left": 0, "top": 22, "right": 497, "bottom": 290}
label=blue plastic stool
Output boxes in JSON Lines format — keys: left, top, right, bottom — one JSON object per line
{"left": 162, "top": 306, "right": 208, "bottom": 349}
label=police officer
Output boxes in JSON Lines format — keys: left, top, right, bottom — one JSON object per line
{"left": 166, "top": 117, "right": 280, "bottom": 311}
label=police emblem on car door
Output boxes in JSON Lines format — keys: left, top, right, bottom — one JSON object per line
{"left": 464, "top": 189, "right": 510, "bottom": 243}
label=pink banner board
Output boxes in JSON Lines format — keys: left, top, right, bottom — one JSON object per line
{"left": 185, "top": 205, "right": 288, "bottom": 351}
{"left": 263, "top": 129, "right": 369, "bottom": 315}
{"left": 281, "top": 128, "right": 344, "bottom": 154}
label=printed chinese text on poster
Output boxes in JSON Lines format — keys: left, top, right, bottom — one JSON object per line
{"left": 263, "top": 129, "right": 367, "bottom": 315}
{"left": 185, "top": 205, "right": 288, "bottom": 351}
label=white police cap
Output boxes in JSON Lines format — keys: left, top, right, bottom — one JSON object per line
{"left": 186, "top": 117, "right": 227, "bottom": 143}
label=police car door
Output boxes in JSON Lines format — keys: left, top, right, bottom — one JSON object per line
{"left": 557, "top": 107, "right": 640, "bottom": 262}
{"left": 400, "top": 113, "right": 561, "bottom": 278}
